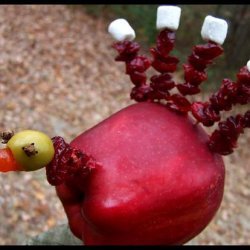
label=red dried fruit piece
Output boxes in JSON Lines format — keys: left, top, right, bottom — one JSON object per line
{"left": 156, "top": 29, "right": 176, "bottom": 56}
{"left": 130, "top": 85, "right": 152, "bottom": 102}
{"left": 188, "top": 52, "right": 212, "bottom": 71}
{"left": 46, "top": 136, "right": 95, "bottom": 186}
{"left": 113, "top": 41, "right": 140, "bottom": 62}
{"left": 167, "top": 94, "right": 191, "bottom": 113}
{"left": 176, "top": 83, "right": 201, "bottom": 96}
{"left": 218, "top": 115, "right": 244, "bottom": 139}
{"left": 188, "top": 42, "right": 222, "bottom": 70}
{"left": 193, "top": 42, "right": 223, "bottom": 60}
{"left": 183, "top": 64, "right": 207, "bottom": 85}
{"left": 150, "top": 48, "right": 179, "bottom": 73}
{"left": 208, "top": 115, "right": 245, "bottom": 155}
{"left": 148, "top": 74, "right": 173, "bottom": 100}
{"left": 243, "top": 111, "right": 250, "bottom": 128}
{"left": 208, "top": 130, "right": 234, "bottom": 155}
{"left": 234, "top": 89, "right": 249, "bottom": 105}
{"left": 209, "top": 79, "right": 238, "bottom": 111}
{"left": 237, "top": 66, "right": 250, "bottom": 84}
{"left": 191, "top": 102, "right": 220, "bottom": 127}
{"left": 149, "top": 79, "right": 171, "bottom": 100}
{"left": 152, "top": 59, "right": 179, "bottom": 73}
{"left": 126, "top": 56, "right": 151, "bottom": 74}
{"left": 234, "top": 68, "right": 250, "bottom": 105}
{"left": 129, "top": 71, "right": 147, "bottom": 86}
{"left": 150, "top": 73, "right": 175, "bottom": 91}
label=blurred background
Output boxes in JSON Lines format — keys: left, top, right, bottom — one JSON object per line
{"left": 0, "top": 5, "right": 249, "bottom": 245}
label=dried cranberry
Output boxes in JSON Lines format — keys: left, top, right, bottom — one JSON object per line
{"left": 191, "top": 102, "right": 220, "bottom": 127}
{"left": 176, "top": 83, "right": 200, "bottom": 96}
{"left": 229, "top": 67, "right": 250, "bottom": 105}
{"left": 208, "top": 115, "right": 245, "bottom": 155}
{"left": 183, "top": 64, "right": 207, "bottom": 85}
{"left": 149, "top": 75, "right": 173, "bottom": 100}
{"left": 237, "top": 66, "right": 250, "bottom": 84}
{"left": 156, "top": 29, "right": 176, "bottom": 56}
{"left": 150, "top": 73, "right": 175, "bottom": 91}
{"left": 243, "top": 111, "right": 250, "bottom": 128}
{"left": 130, "top": 85, "right": 152, "bottom": 102}
{"left": 113, "top": 41, "right": 140, "bottom": 62}
{"left": 151, "top": 58, "right": 179, "bottom": 73}
{"left": 208, "top": 130, "right": 234, "bottom": 155}
{"left": 129, "top": 71, "right": 147, "bottom": 86}
{"left": 219, "top": 115, "right": 244, "bottom": 138}
{"left": 46, "top": 136, "right": 96, "bottom": 186}
{"left": 235, "top": 85, "right": 250, "bottom": 105}
{"left": 193, "top": 42, "right": 223, "bottom": 60}
{"left": 167, "top": 94, "right": 191, "bottom": 113}
{"left": 126, "top": 56, "right": 151, "bottom": 74}
{"left": 188, "top": 52, "right": 212, "bottom": 71}
{"left": 150, "top": 48, "right": 179, "bottom": 73}
{"left": 209, "top": 79, "right": 238, "bottom": 111}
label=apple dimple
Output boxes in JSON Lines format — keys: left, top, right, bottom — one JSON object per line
{"left": 58, "top": 101, "right": 225, "bottom": 245}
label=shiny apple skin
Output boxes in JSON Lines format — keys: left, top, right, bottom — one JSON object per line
{"left": 56, "top": 102, "right": 225, "bottom": 245}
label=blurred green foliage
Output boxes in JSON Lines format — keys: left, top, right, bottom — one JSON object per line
{"left": 80, "top": 5, "right": 249, "bottom": 92}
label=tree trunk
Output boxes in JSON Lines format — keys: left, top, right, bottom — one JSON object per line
{"left": 224, "top": 5, "right": 250, "bottom": 69}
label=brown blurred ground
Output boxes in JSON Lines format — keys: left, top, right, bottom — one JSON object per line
{"left": 0, "top": 5, "right": 249, "bottom": 245}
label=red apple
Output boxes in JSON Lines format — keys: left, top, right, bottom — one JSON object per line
{"left": 55, "top": 101, "right": 225, "bottom": 245}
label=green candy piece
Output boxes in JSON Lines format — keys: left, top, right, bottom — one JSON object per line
{"left": 7, "top": 130, "right": 54, "bottom": 171}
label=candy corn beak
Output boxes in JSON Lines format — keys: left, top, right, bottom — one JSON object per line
{"left": 0, "top": 148, "right": 23, "bottom": 172}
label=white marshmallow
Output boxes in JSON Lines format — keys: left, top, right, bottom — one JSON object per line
{"left": 247, "top": 60, "right": 250, "bottom": 72}
{"left": 201, "top": 15, "right": 228, "bottom": 45}
{"left": 156, "top": 5, "right": 181, "bottom": 31}
{"left": 108, "top": 18, "right": 136, "bottom": 41}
